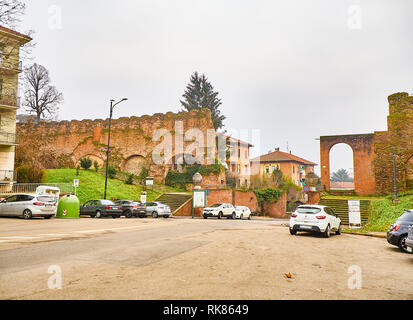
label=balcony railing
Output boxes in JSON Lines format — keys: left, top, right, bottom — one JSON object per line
{"left": 0, "top": 170, "right": 16, "bottom": 182}
{"left": 0, "top": 94, "right": 20, "bottom": 108}
{"left": 0, "top": 132, "right": 18, "bottom": 145}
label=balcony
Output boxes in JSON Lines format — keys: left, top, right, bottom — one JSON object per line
{"left": 0, "top": 94, "right": 20, "bottom": 109}
{"left": 0, "top": 132, "right": 18, "bottom": 145}
{"left": 0, "top": 170, "right": 16, "bottom": 183}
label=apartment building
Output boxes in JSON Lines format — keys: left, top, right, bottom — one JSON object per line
{"left": 226, "top": 136, "right": 253, "bottom": 187}
{"left": 0, "top": 25, "right": 32, "bottom": 185}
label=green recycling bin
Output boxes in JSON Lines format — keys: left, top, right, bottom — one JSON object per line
{"left": 56, "top": 194, "right": 80, "bottom": 219}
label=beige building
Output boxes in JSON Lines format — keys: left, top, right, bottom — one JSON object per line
{"left": 0, "top": 25, "right": 31, "bottom": 185}
{"left": 226, "top": 136, "right": 253, "bottom": 187}
{"left": 250, "top": 148, "right": 317, "bottom": 187}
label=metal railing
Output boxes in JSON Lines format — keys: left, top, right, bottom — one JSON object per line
{"left": 0, "top": 132, "right": 18, "bottom": 145}
{"left": 0, "top": 182, "right": 73, "bottom": 195}
{"left": 0, "top": 94, "right": 20, "bottom": 107}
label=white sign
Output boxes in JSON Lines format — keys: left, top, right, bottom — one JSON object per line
{"left": 140, "top": 192, "right": 147, "bottom": 204}
{"left": 348, "top": 200, "right": 361, "bottom": 229}
{"left": 73, "top": 179, "right": 79, "bottom": 187}
{"left": 193, "top": 190, "right": 206, "bottom": 208}
{"left": 145, "top": 179, "right": 154, "bottom": 186}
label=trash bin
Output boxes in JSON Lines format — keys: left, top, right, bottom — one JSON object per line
{"left": 56, "top": 194, "right": 80, "bottom": 219}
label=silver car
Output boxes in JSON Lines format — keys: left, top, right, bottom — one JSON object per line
{"left": 0, "top": 194, "right": 57, "bottom": 219}
{"left": 145, "top": 201, "right": 171, "bottom": 218}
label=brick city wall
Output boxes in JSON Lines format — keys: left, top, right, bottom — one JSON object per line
{"left": 16, "top": 109, "right": 217, "bottom": 184}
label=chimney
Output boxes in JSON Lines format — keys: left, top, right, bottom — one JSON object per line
{"left": 275, "top": 147, "right": 280, "bottom": 152}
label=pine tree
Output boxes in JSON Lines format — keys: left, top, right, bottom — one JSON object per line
{"left": 180, "top": 72, "right": 226, "bottom": 130}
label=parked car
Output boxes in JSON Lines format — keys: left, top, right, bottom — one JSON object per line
{"left": 289, "top": 205, "right": 342, "bottom": 238}
{"left": 234, "top": 206, "right": 252, "bottom": 220}
{"left": 114, "top": 200, "right": 147, "bottom": 218}
{"left": 387, "top": 209, "right": 413, "bottom": 253}
{"left": 79, "top": 199, "right": 122, "bottom": 218}
{"left": 145, "top": 202, "right": 171, "bottom": 218}
{"left": 0, "top": 194, "right": 57, "bottom": 219}
{"left": 203, "top": 203, "right": 236, "bottom": 219}
{"left": 406, "top": 225, "right": 413, "bottom": 252}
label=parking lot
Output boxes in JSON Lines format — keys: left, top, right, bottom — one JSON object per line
{"left": 0, "top": 216, "right": 412, "bottom": 300}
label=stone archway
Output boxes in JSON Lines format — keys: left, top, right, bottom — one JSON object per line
{"left": 76, "top": 154, "right": 105, "bottom": 167}
{"left": 320, "top": 134, "right": 376, "bottom": 196}
{"left": 122, "top": 155, "right": 147, "bottom": 176}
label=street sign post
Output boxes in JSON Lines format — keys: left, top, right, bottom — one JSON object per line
{"left": 303, "top": 185, "right": 310, "bottom": 193}
{"left": 140, "top": 191, "right": 147, "bottom": 204}
{"left": 192, "top": 189, "right": 207, "bottom": 219}
{"left": 73, "top": 179, "right": 79, "bottom": 195}
{"left": 348, "top": 200, "right": 361, "bottom": 229}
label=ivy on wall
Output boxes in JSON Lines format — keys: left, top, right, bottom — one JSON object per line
{"left": 165, "top": 163, "right": 224, "bottom": 188}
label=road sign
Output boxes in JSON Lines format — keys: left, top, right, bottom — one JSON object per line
{"left": 73, "top": 179, "right": 79, "bottom": 187}
{"left": 303, "top": 185, "right": 310, "bottom": 193}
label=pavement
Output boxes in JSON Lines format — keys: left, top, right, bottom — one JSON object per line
{"left": 0, "top": 216, "right": 412, "bottom": 300}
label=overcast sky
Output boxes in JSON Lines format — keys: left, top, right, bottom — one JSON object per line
{"left": 18, "top": 0, "right": 413, "bottom": 175}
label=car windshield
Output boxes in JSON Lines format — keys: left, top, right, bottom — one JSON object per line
{"left": 296, "top": 207, "right": 321, "bottom": 214}
{"left": 36, "top": 196, "right": 55, "bottom": 203}
{"left": 397, "top": 211, "right": 413, "bottom": 222}
{"left": 101, "top": 200, "right": 114, "bottom": 205}
{"left": 210, "top": 203, "right": 222, "bottom": 207}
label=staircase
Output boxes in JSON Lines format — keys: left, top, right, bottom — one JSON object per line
{"left": 155, "top": 193, "right": 192, "bottom": 214}
{"left": 318, "top": 198, "right": 371, "bottom": 226}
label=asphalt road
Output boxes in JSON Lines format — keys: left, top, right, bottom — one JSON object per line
{"left": 0, "top": 216, "right": 412, "bottom": 299}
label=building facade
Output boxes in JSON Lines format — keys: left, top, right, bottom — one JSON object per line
{"left": 226, "top": 136, "right": 253, "bottom": 187}
{"left": 0, "top": 25, "right": 31, "bottom": 185}
{"left": 250, "top": 148, "right": 317, "bottom": 186}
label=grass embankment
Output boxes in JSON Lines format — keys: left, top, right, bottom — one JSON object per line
{"left": 42, "top": 169, "right": 186, "bottom": 204}
{"left": 343, "top": 193, "right": 413, "bottom": 233}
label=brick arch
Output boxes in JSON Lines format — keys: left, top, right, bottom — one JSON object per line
{"left": 76, "top": 154, "right": 105, "bottom": 167}
{"left": 121, "top": 155, "right": 148, "bottom": 176}
{"left": 320, "top": 134, "right": 376, "bottom": 195}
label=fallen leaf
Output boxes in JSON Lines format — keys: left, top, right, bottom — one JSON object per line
{"left": 285, "top": 273, "right": 293, "bottom": 279}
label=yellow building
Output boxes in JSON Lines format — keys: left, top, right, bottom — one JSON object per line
{"left": 226, "top": 136, "right": 253, "bottom": 187}
{"left": 250, "top": 148, "right": 317, "bottom": 186}
{"left": 0, "top": 25, "right": 31, "bottom": 185}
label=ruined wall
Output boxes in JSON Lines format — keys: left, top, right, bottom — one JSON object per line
{"left": 374, "top": 93, "right": 413, "bottom": 193}
{"left": 16, "top": 109, "right": 216, "bottom": 183}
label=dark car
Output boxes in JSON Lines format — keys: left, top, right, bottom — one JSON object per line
{"left": 79, "top": 199, "right": 122, "bottom": 218}
{"left": 114, "top": 200, "right": 146, "bottom": 218}
{"left": 387, "top": 209, "right": 413, "bottom": 253}
{"left": 406, "top": 225, "right": 413, "bottom": 252}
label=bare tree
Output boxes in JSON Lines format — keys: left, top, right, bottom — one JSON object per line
{"left": 22, "top": 63, "right": 63, "bottom": 121}
{"left": 0, "top": 0, "right": 25, "bottom": 27}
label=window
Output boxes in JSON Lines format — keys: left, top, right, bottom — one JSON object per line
{"left": 293, "top": 166, "right": 295, "bottom": 174}
{"left": 238, "top": 149, "right": 241, "bottom": 159}
{"left": 6, "top": 195, "right": 18, "bottom": 203}
{"left": 296, "top": 207, "right": 321, "bottom": 214}
{"left": 18, "top": 195, "right": 35, "bottom": 202}
{"left": 245, "top": 150, "right": 248, "bottom": 159}
{"left": 272, "top": 166, "right": 275, "bottom": 172}
{"left": 265, "top": 166, "right": 270, "bottom": 174}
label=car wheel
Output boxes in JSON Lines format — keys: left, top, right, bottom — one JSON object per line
{"left": 203, "top": 215, "right": 208, "bottom": 219}
{"left": 399, "top": 235, "right": 413, "bottom": 254}
{"left": 240, "top": 214, "right": 243, "bottom": 220}
{"left": 23, "top": 209, "right": 32, "bottom": 220}
{"left": 232, "top": 212, "right": 236, "bottom": 219}
{"left": 125, "top": 210, "right": 133, "bottom": 218}
{"left": 218, "top": 212, "right": 223, "bottom": 219}
{"left": 248, "top": 214, "right": 251, "bottom": 220}
{"left": 152, "top": 211, "right": 158, "bottom": 218}
{"left": 324, "top": 225, "right": 331, "bottom": 238}
{"left": 95, "top": 210, "right": 102, "bottom": 219}
{"left": 44, "top": 216, "right": 52, "bottom": 219}
{"left": 289, "top": 228, "right": 297, "bottom": 235}
{"left": 336, "top": 224, "right": 342, "bottom": 235}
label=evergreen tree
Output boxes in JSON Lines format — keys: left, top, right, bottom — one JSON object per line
{"left": 180, "top": 72, "right": 226, "bottom": 130}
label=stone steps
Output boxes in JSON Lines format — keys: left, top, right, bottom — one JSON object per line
{"left": 318, "top": 198, "right": 371, "bottom": 226}
{"left": 156, "top": 193, "right": 192, "bottom": 213}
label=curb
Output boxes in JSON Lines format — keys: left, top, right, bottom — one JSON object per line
{"left": 342, "top": 231, "right": 386, "bottom": 239}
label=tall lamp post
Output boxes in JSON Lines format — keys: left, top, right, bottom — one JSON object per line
{"left": 104, "top": 98, "right": 128, "bottom": 199}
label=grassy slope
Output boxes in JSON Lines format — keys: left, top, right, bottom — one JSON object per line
{"left": 42, "top": 169, "right": 186, "bottom": 204}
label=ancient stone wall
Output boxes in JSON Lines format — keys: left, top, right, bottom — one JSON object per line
{"left": 17, "top": 109, "right": 217, "bottom": 183}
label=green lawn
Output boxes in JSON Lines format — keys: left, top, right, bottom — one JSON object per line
{"left": 42, "top": 169, "right": 186, "bottom": 204}
{"left": 342, "top": 193, "right": 413, "bottom": 233}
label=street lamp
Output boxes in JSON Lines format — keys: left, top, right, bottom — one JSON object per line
{"left": 104, "top": 98, "right": 128, "bottom": 199}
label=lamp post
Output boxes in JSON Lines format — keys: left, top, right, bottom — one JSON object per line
{"left": 104, "top": 98, "right": 128, "bottom": 199}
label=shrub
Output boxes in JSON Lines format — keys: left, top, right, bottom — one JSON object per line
{"left": 254, "top": 187, "right": 284, "bottom": 205}
{"left": 16, "top": 165, "right": 43, "bottom": 183}
{"left": 93, "top": 161, "right": 99, "bottom": 172}
{"left": 79, "top": 157, "right": 92, "bottom": 170}
{"left": 108, "top": 165, "right": 117, "bottom": 179}
{"left": 76, "top": 165, "right": 80, "bottom": 176}
{"left": 138, "top": 167, "right": 149, "bottom": 180}
{"left": 125, "top": 173, "right": 134, "bottom": 185}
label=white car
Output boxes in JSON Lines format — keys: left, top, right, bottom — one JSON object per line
{"left": 289, "top": 205, "right": 341, "bottom": 238}
{"left": 203, "top": 203, "right": 236, "bottom": 219}
{"left": 145, "top": 202, "right": 171, "bottom": 218}
{"left": 0, "top": 194, "right": 57, "bottom": 219}
{"left": 234, "top": 206, "right": 252, "bottom": 220}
